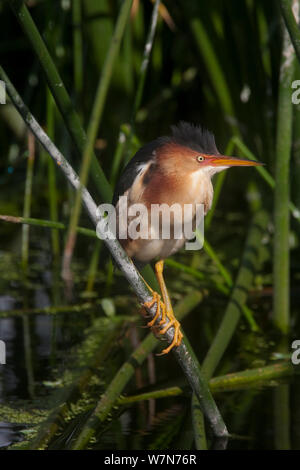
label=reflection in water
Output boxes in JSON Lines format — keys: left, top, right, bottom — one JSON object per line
{"left": 0, "top": 422, "right": 24, "bottom": 448}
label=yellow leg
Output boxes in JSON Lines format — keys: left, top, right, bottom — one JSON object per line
{"left": 155, "top": 260, "right": 183, "bottom": 354}
{"left": 148, "top": 260, "right": 183, "bottom": 355}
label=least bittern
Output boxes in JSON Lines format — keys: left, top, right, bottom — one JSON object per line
{"left": 113, "top": 122, "right": 262, "bottom": 354}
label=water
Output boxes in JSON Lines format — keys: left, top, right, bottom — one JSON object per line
{"left": 0, "top": 240, "right": 299, "bottom": 450}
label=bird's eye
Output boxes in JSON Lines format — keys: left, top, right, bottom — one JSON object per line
{"left": 197, "top": 155, "right": 205, "bottom": 162}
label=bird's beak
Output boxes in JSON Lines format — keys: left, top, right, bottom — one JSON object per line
{"left": 211, "top": 155, "right": 263, "bottom": 167}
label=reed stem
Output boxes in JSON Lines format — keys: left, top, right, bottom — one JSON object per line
{"left": 280, "top": 0, "right": 300, "bottom": 64}
{"left": 72, "top": 0, "right": 83, "bottom": 103}
{"left": 117, "top": 361, "right": 295, "bottom": 404}
{"left": 45, "top": 89, "right": 60, "bottom": 260}
{"left": 21, "top": 132, "right": 35, "bottom": 272}
{"left": 273, "top": 6, "right": 297, "bottom": 333}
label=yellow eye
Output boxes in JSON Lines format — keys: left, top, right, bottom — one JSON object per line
{"left": 197, "top": 155, "right": 205, "bottom": 162}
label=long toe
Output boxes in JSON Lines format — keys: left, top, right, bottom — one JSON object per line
{"left": 157, "top": 317, "right": 183, "bottom": 354}
{"left": 157, "top": 334, "right": 178, "bottom": 355}
{"left": 143, "top": 291, "right": 162, "bottom": 328}
{"left": 176, "top": 329, "right": 184, "bottom": 347}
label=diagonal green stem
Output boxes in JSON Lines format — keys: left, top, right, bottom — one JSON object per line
{"left": 117, "top": 361, "right": 295, "bottom": 404}
{"left": 132, "top": 0, "right": 161, "bottom": 120}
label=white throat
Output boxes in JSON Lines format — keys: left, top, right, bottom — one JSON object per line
{"left": 202, "top": 165, "right": 229, "bottom": 177}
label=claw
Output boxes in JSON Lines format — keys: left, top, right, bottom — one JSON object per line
{"left": 142, "top": 291, "right": 183, "bottom": 355}
{"left": 158, "top": 303, "right": 167, "bottom": 326}
{"left": 143, "top": 292, "right": 162, "bottom": 327}
{"left": 156, "top": 316, "right": 182, "bottom": 355}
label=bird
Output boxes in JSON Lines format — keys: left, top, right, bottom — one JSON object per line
{"left": 112, "top": 121, "right": 262, "bottom": 355}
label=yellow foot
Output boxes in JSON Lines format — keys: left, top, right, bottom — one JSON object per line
{"left": 157, "top": 314, "right": 183, "bottom": 355}
{"left": 143, "top": 291, "right": 163, "bottom": 327}
{"left": 142, "top": 292, "right": 183, "bottom": 355}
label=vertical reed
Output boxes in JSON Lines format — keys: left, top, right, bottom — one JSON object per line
{"left": 22, "top": 132, "right": 35, "bottom": 272}
{"left": 273, "top": 1, "right": 297, "bottom": 333}
{"left": 72, "top": 0, "right": 83, "bottom": 105}
{"left": 45, "top": 89, "right": 60, "bottom": 261}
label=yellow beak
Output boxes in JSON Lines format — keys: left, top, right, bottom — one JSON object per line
{"left": 211, "top": 155, "right": 263, "bottom": 167}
